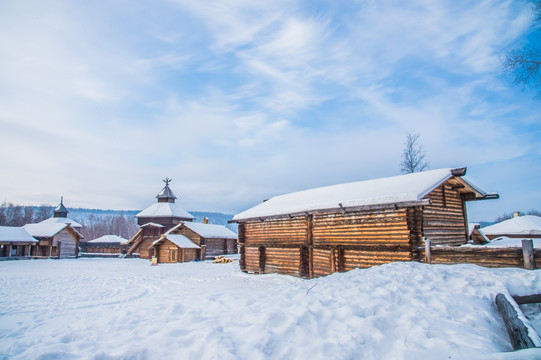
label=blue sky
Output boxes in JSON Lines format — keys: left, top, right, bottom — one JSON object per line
{"left": 0, "top": 0, "right": 539, "bottom": 221}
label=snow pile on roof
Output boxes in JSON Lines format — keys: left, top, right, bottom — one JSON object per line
{"left": 38, "top": 216, "right": 83, "bottom": 228}
{"left": 234, "top": 168, "right": 484, "bottom": 221}
{"left": 1, "top": 259, "right": 540, "bottom": 359}
{"left": 485, "top": 236, "right": 541, "bottom": 249}
{"left": 482, "top": 215, "right": 541, "bottom": 236}
{"left": 89, "top": 235, "right": 128, "bottom": 243}
{"left": 24, "top": 223, "right": 69, "bottom": 238}
{"left": 136, "top": 202, "right": 194, "bottom": 220}
{"left": 0, "top": 226, "right": 37, "bottom": 243}
{"left": 181, "top": 222, "right": 237, "bottom": 239}
{"left": 153, "top": 234, "right": 200, "bottom": 249}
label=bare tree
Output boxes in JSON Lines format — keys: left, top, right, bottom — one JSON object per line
{"left": 502, "top": 0, "right": 541, "bottom": 99}
{"left": 34, "top": 204, "right": 53, "bottom": 222}
{"left": 22, "top": 206, "right": 34, "bottom": 225}
{"left": 400, "top": 133, "right": 429, "bottom": 174}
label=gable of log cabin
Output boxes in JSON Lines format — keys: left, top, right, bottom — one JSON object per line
{"left": 166, "top": 223, "right": 203, "bottom": 246}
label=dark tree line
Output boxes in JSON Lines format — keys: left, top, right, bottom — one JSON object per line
{"left": 0, "top": 202, "right": 53, "bottom": 226}
{"left": 0, "top": 202, "right": 138, "bottom": 241}
{"left": 78, "top": 213, "right": 139, "bottom": 241}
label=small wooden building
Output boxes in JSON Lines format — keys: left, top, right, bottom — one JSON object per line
{"left": 80, "top": 235, "right": 128, "bottom": 257}
{"left": 0, "top": 226, "right": 38, "bottom": 259}
{"left": 149, "top": 234, "right": 201, "bottom": 263}
{"left": 24, "top": 222, "right": 83, "bottom": 258}
{"left": 481, "top": 214, "right": 541, "bottom": 240}
{"left": 165, "top": 219, "right": 238, "bottom": 260}
{"left": 125, "top": 178, "right": 194, "bottom": 258}
{"left": 231, "top": 168, "right": 498, "bottom": 278}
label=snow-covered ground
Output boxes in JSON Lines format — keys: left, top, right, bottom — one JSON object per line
{"left": 1, "top": 259, "right": 540, "bottom": 360}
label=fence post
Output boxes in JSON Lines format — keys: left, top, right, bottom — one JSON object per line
{"left": 424, "top": 238, "right": 431, "bottom": 264}
{"left": 522, "top": 239, "right": 535, "bottom": 270}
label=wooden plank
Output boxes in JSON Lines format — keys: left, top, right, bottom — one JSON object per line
{"left": 513, "top": 294, "right": 541, "bottom": 305}
{"left": 495, "top": 293, "right": 541, "bottom": 350}
{"left": 522, "top": 239, "right": 536, "bottom": 270}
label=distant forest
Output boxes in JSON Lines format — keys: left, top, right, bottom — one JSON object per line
{"left": 0, "top": 202, "right": 235, "bottom": 241}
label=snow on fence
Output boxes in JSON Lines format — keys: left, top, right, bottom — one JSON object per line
{"left": 420, "top": 239, "right": 539, "bottom": 269}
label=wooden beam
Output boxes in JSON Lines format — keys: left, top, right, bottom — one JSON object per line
{"left": 513, "top": 294, "right": 541, "bottom": 305}
{"left": 424, "top": 238, "right": 431, "bottom": 264}
{"left": 522, "top": 239, "right": 536, "bottom": 270}
{"left": 495, "top": 293, "right": 541, "bottom": 350}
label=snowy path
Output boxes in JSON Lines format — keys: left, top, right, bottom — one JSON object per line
{"left": 0, "top": 259, "right": 540, "bottom": 359}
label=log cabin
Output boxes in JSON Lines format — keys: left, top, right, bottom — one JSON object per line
{"left": 231, "top": 167, "right": 498, "bottom": 278}
{"left": 80, "top": 235, "right": 128, "bottom": 257}
{"left": 0, "top": 226, "right": 38, "bottom": 259}
{"left": 164, "top": 218, "right": 238, "bottom": 260}
{"left": 125, "top": 178, "right": 194, "bottom": 258}
{"left": 149, "top": 234, "right": 201, "bottom": 263}
{"left": 24, "top": 222, "right": 83, "bottom": 258}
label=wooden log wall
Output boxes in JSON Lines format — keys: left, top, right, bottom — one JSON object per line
{"left": 205, "top": 238, "right": 226, "bottom": 258}
{"left": 156, "top": 241, "right": 179, "bottom": 263}
{"left": 419, "top": 246, "right": 541, "bottom": 268}
{"left": 137, "top": 237, "right": 158, "bottom": 259}
{"left": 184, "top": 248, "right": 198, "bottom": 262}
{"left": 423, "top": 183, "right": 468, "bottom": 246}
{"left": 312, "top": 248, "right": 332, "bottom": 277}
{"left": 244, "top": 246, "right": 260, "bottom": 273}
{"left": 343, "top": 249, "right": 412, "bottom": 271}
{"left": 56, "top": 229, "right": 78, "bottom": 258}
{"left": 244, "top": 217, "right": 308, "bottom": 246}
{"left": 312, "top": 209, "right": 411, "bottom": 247}
{"left": 263, "top": 247, "right": 301, "bottom": 277}
{"left": 226, "top": 239, "right": 237, "bottom": 254}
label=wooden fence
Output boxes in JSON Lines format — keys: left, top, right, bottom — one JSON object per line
{"left": 419, "top": 240, "right": 540, "bottom": 269}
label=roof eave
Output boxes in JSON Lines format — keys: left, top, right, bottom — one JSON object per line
{"left": 230, "top": 199, "right": 430, "bottom": 223}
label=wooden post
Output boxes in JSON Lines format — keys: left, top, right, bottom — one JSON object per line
{"left": 522, "top": 239, "right": 535, "bottom": 270}
{"left": 424, "top": 238, "right": 431, "bottom": 264}
{"left": 495, "top": 293, "right": 541, "bottom": 350}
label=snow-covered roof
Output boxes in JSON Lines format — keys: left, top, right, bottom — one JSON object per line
{"left": 24, "top": 223, "right": 83, "bottom": 239}
{"left": 136, "top": 202, "right": 194, "bottom": 220}
{"left": 140, "top": 222, "right": 164, "bottom": 228}
{"left": 152, "top": 234, "right": 200, "bottom": 249}
{"left": 233, "top": 168, "right": 495, "bottom": 221}
{"left": 171, "top": 222, "right": 238, "bottom": 239}
{"left": 38, "top": 216, "right": 83, "bottom": 228}
{"left": 89, "top": 235, "right": 128, "bottom": 243}
{"left": 0, "top": 226, "right": 38, "bottom": 243}
{"left": 481, "top": 215, "right": 541, "bottom": 236}
{"left": 484, "top": 236, "right": 541, "bottom": 249}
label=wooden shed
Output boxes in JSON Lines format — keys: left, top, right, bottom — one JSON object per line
{"left": 0, "top": 226, "right": 38, "bottom": 259}
{"left": 166, "top": 219, "right": 238, "bottom": 260}
{"left": 231, "top": 168, "right": 498, "bottom": 278}
{"left": 80, "top": 235, "right": 128, "bottom": 257}
{"left": 23, "top": 222, "right": 83, "bottom": 258}
{"left": 125, "top": 178, "right": 194, "bottom": 258}
{"left": 149, "top": 234, "right": 201, "bottom": 263}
